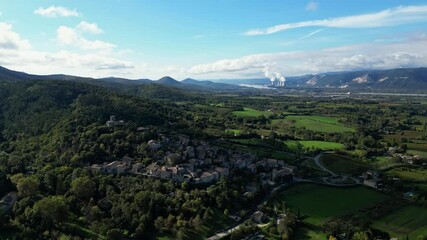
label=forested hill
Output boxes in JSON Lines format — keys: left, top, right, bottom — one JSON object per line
{"left": 0, "top": 80, "right": 175, "bottom": 139}
{"left": 0, "top": 65, "right": 250, "bottom": 93}
{"left": 0, "top": 78, "right": 250, "bottom": 239}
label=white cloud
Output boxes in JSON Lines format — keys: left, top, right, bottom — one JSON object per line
{"left": 34, "top": 6, "right": 79, "bottom": 18}
{"left": 77, "top": 21, "right": 104, "bottom": 34}
{"left": 246, "top": 5, "right": 427, "bottom": 35}
{"left": 57, "top": 25, "right": 115, "bottom": 50}
{"left": 0, "top": 21, "right": 135, "bottom": 78}
{"left": 305, "top": 1, "right": 318, "bottom": 11}
{"left": 188, "top": 34, "right": 427, "bottom": 79}
{"left": 0, "top": 22, "right": 31, "bottom": 50}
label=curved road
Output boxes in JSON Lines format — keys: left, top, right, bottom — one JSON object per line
{"left": 207, "top": 152, "right": 361, "bottom": 240}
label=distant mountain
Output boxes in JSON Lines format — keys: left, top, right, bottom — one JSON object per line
{"left": 181, "top": 78, "right": 248, "bottom": 91}
{"left": 156, "top": 76, "right": 181, "bottom": 86}
{"left": 0, "top": 66, "right": 37, "bottom": 81}
{"left": 209, "top": 68, "right": 427, "bottom": 91}
{"left": 208, "top": 78, "right": 270, "bottom": 85}
{"left": 2, "top": 65, "right": 427, "bottom": 91}
{"left": 284, "top": 68, "right": 427, "bottom": 90}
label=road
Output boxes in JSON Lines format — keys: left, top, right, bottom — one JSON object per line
{"left": 312, "top": 152, "right": 336, "bottom": 176}
{"left": 207, "top": 152, "right": 361, "bottom": 240}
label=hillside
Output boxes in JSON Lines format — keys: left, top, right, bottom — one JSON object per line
{"left": 0, "top": 66, "right": 248, "bottom": 93}
{"left": 210, "top": 68, "right": 427, "bottom": 91}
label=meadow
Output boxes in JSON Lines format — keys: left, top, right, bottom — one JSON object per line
{"left": 232, "top": 107, "right": 274, "bottom": 117}
{"left": 369, "top": 156, "right": 397, "bottom": 168}
{"left": 285, "top": 140, "right": 344, "bottom": 151}
{"left": 407, "top": 142, "right": 427, "bottom": 158}
{"left": 284, "top": 115, "right": 355, "bottom": 133}
{"left": 371, "top": 205, "right": 427, "bottom": 239}
{"left": 270, "top": 183, "right": 389, "bottom": 225}
{"left": 386, "top": 167, "right": 427, "bottom": 181}
{"left": 225, "top": 129, "right": 242, "bottom": 135}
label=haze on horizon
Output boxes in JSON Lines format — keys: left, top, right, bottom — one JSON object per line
{"left": 1, "top": 0, "right": 427, "bottom": 80}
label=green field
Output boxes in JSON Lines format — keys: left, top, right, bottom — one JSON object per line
{"left": 371, "top": 205, "right": 427, "bottom": 239}
{"left": 232, "top": 107, "right": 274, "bottom": 117}
{"left": 285, "top": 140, "right": 344, "bottom": 151}
{"left": 271, "top": 184, "right": 389, "bottom": 225}
{"left": 407, "top": 142, "right": 427, "bottom": 158}
{"left": 320, "top": 153, "right": 370, "bottom": 175}
{"left": 285, "top": 115, "right": 355, "bottom": 133}
{"left": 225, "top": 129, "right": 242, "bottom": 135}
{"left": 369, "top": 156, "right": 397, "bottom": 168}
{"left": 386, "top": 167, "right": 427, "bottom": 181}
{"left": 407, "top": 150, "right": 427, "bottom": 158}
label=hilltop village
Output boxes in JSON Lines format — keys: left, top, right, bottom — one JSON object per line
{"left": 91, "top": 130, "right": 297, "bottom": 187}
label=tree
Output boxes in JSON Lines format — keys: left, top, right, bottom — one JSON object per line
{"left": 15, "top": 176, "right": 39, "bottom": 198}
{"left": 351, "top": 232, "right": 369, "bottom": 240}
{"left": 71, "top": 176, "right": 96, "bottom": 201}
{"left": 106, "top": 229, "right": 123, "bottom": 240}
{"left": 32, "top": 196, "right": 68, "bottom": 232}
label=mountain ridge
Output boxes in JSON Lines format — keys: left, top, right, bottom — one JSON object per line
{"left": 1, "top": 65, "right": 427, "bottom": 91}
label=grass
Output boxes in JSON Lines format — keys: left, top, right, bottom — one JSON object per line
{"left": 233, "top": 107, "right": 274, "bottom": 117}
{"left": 371, "top": 205, "right": 427, "bottom": 239}
{"left": 293, "top": 226, "right": 326, "bottom": 240}
{"left": 65, "top": 222, "right": 106, "bottom": 239}
{"left": 407, "top": 150, "right": 427, "bottom": 158}
{"left": 320, "top": 153, "right": 370, "bottom": 175}
{"left": 225, "top": 129, "right": 242, "bottom": 135}
{"left": 270, "top": 183, "right": 389, "bottom": 225}
{"left": 285, "top": 140, "right": 344, "bottom": 151}
{"left": 285, "top": 115, "right": 355, "bottom": 133}
{"left": 407, "top": 143, "right": 427, "bottom": 158}
{"left": 369, "top": 156, "right": 397, "bottom": 168}
{"left": 386, "top": 167, "right": 427, "bottom": 181}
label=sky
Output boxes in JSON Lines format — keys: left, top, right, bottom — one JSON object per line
{"left": 1, "top": 0, "right": 427, "bottom": 80}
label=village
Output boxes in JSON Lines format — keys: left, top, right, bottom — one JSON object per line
{"left": 90, "top": 131, "right": 297, "bottom": 188}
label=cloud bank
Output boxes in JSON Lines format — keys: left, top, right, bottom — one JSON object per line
{"left": 246, "top": 5, "right": 427, "bottom": 35}
{"left": 189, "top": 34, "right": 427, "bottom": 79}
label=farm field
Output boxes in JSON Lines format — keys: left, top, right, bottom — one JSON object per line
{"left": 386, "top": 167, "right": 427, "bottom": 181}
{"left": 369, "top": 156, "right": 397, "bottom": 168}
{"left": 225, "top": 129, "right": 242, "bottom": 135}
{"left": 285, "top": 140, "right": 344, "bottom": 151}
{"left": 270, "top": 183, "right": 389, "bottom": 225}
{"left": 232, "top": 107, "right": 274, "bottom": 117}
{"left": 285, "top": 115, "right": 355, "bottom": 133}
{"left": 320, "top": 153, "right": 370, "bottom": 175}
{"left": 371, "top": 205, "right": 427, "bottom": 239}
{"left": 407, "top": 142, "right": 427, "bottom": 158}
{"left": 384, "top": 130, "right": 426, "bottom": 140}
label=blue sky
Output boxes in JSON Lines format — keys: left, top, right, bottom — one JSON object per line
{"left": 1, "top": 1, "right": 427, "bottom": 79}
